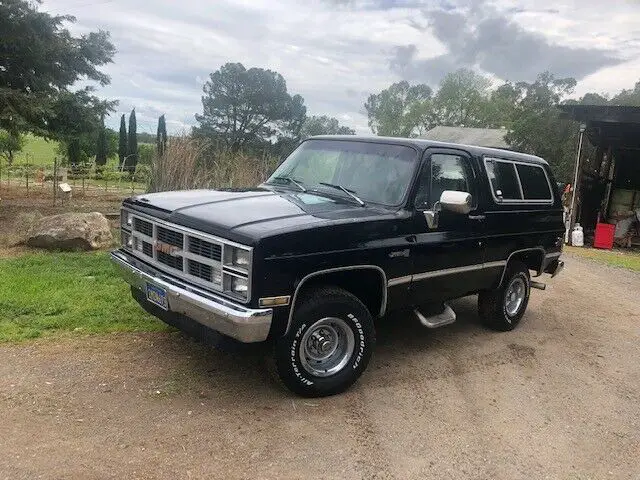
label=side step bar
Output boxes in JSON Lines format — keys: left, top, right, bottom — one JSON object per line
{"left": 414, "top": 303, "right": 456, "bottom": 329}
{"left": 530, "top": 281, "right": 546, "bottom": 290}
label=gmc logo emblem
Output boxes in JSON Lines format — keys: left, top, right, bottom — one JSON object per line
{"left": 154, "top": 241, "right": 181, "bottom": 256}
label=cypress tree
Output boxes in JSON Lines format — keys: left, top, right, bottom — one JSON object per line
{"left": 118, "top": 114, "right": 127, "bottom": 169}
{"left": 156, "top": 114, "right": 167, "bottom": 156}
{"left": 127, "top": 108, "right": 138, "bottom": 171}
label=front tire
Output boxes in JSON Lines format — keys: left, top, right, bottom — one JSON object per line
{"left": 478, "top": 262, "right": 531, "bottom": 331}
{"left": 275, "top": 286, "right": 375, "bottom": 397}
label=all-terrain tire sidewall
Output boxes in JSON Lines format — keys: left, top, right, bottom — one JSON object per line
{"left": 276, "top": 288, "right": 375, "bottom": 397}
{"left": 479, "top": 263, "right": 530, "bottom": 331}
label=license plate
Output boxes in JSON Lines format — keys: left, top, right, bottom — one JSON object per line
{"left": 146, "top": 283, "right": 168, "bottom": 310}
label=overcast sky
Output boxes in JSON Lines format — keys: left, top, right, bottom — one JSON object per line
{"left": 43, "top": 0, "right": 640, "bottom": 134}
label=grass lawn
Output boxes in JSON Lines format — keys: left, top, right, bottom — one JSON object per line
{"left": 566, "top": 245, "right": 640, "bottom": 272}
{"left": 13, "top": 134, "right": 59, "bottom": 165}
{"left": 0, "top": 252, "right": 170, "bottom": 342}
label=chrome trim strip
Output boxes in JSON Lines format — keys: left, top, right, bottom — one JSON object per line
{"left": 413, "top": 263, "right": 484, "bottom": 281}
{"left": 387, "top": 275, "right": 412, "bottom": 287}
{"left": 545, "top": 252, "right": 562, "bottom": 258}
{"left": 111, "top": 250, "right": 271, "bottom": 343}
{"left": 285, "top": 265, "right": 388, "bottom": 335}
{"left": 484, "top": 260, "right": 508, "bottom": 269}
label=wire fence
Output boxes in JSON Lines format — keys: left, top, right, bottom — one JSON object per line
{"left": 0, "top": 158, "right": 147, "bottom": 204}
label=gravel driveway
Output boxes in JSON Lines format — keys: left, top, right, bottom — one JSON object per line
{"left": 1, "top": 255, "right": 639, "bottom": 480}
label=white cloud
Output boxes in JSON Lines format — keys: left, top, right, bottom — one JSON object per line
{"left": 41, "top": 0, "right": 640, "bottom": 135}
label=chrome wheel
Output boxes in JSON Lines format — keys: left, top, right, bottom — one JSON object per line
{"left": 299, "top": 317, "right": 355, "bottom": 377}
{"left": 505, "top": 277, "right": 527, "bottom": 316}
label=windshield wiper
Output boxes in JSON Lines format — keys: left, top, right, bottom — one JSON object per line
{"left": 269, "top": 176, "right": 306, "bottom": 192}
{"left": 318, "top": 182, "right": 365, "bottom": 206}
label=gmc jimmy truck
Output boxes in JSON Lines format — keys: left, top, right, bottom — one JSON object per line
{"left": 112, "top": 136, "right": 564, "bottom": 397}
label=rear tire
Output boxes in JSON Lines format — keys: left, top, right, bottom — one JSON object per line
{"left": 275, "top": 286, "right": 375, "bottom": 397}
{"left": 478, "top": 262, "right": 531, "bottom": 331}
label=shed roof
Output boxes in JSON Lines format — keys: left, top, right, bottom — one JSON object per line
{"left": 420, "top": 126, "right": 510, "bottom": 149}
{"left": 558, "top": 104, "right": 640, "bottom": 149}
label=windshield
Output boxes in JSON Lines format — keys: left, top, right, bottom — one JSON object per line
{"left": 266, "top": 140, "right": 418, "bottom": 206}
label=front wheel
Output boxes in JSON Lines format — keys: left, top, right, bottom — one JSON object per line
{"left": 275, "top": 286, "right": 375, "bottom": 397}
{"left": 478, "top": 262, "right": 531, "bottom": 331}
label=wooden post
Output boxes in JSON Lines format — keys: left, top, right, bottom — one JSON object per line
{"left": 568, "top": 124, "right": 586, "bottom": 244}
{"left": 25, "top": 154, "right": 29, "bottom": 196}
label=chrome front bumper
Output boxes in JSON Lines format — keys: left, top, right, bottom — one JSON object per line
{"left": 111, "top": 250, "right": 272, "bottom": 343}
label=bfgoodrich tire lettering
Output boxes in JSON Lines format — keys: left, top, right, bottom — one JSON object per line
{"left": 275, "top": 286, "right": 375, "bottom": 397}
{"left": 478, "top": 261, "right": 531, "bottom": 332}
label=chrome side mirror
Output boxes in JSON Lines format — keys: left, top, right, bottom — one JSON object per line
{"left": 439, "top": 190, "right": 472, "bottom": 215}
{"left": 423, "top": 191, "right": 473, "bottom": 229}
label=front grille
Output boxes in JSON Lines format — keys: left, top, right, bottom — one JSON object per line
{"left": 134, "top": 218, "right": 153, "bottom": 237}
{"left": 142, "top": 241, "right": 153, "bottom": 257}
{"left": 124, "top": 211, "right": 250, "bottom": 299}
{"left": 157, "top": 251, "right": 183, "bottom": 270}
{"left": 188, "top": 236, "right": 221, "bottom": 261}
{"left": 157, "top": 226, "right": 183, "bottom": 248}
{"left": 188, "top": 259, "right": 212, "bottom": 281}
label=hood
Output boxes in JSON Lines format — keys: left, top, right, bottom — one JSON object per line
{"left": 125, "top": 188, "right": 392, "bottom": 244}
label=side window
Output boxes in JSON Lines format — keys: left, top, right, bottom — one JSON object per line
{"left": 416, "top": 153, "right": 474, "bottom": 208}
{"left": 516, "top": 164, "right": 552, "bottom": 200}
{"left": 485, "top": 160, "right": 521, "bottom": 200}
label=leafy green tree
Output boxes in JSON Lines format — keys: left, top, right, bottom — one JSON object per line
{"left": 195, "top": 63, "right": 307, "bottom": 152}
{"left": 433, "top": 69, "right": 492, "bottom": 127}
{"left": 118, "top": 114, "right": 127, "bottom": 167}
{"left": 0, "top": 129, "right": 25, "bottom": 165}
{"left": 609, "top": 80, "right": 640, "bottom": 106}
{"left": 95, "top": 114, "right": 107, "bottom": 168}
{"left": 300, "top": 115, "right": 355, "bottom": 138}
{"left": 0, "top": 0, "right": 115, "bottom": 138}
{"left": 156, "top": 114, "right": 167, "bottom": 156}
{"left": 364, "top": 81, "right": 433, "bottom": 137}
{"left": 127, "top": 108, "right": 138, "bottom": 170}
{"left": 506, "top": 72, "right": 578, "bottom": 182}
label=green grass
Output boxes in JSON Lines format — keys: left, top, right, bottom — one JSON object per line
{"left": 566, "top": 246, "right": 640, "bottom": 272}
{"left": 0, "top": 252, "right": 170, "bottom": 342}
{"left": 14, "top": 134, "right": 59, "bottom": 165}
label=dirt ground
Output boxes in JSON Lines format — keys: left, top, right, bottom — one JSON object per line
{"left": 1, "top": 255, "right": 639, "bottom": 480}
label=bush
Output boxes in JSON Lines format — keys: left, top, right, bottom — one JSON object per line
{"left": 147, "top": 134, "right": 280, "bottom": 193}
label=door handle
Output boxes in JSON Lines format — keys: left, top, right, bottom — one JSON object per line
{"left": 468, "top": 214, "right": 486, "bottom": 221}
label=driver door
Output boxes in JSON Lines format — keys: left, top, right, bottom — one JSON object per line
{"left": 410, "top": 149, "right": 486, "bottom": 303}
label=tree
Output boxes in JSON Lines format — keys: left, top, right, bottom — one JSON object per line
{"left": 364, "top": 81, "right": 433, "bottom": 137}
{"left": 0, "top": 0, "right": 115, "bottom": 138}
{"left": 127, "top": 109, "right": 138, "bottom": 171}
{"left": 194, "top": 63, "right": 307, "bottom": 152}
{"left": 609, "top": 80, "right": 640, "bottom": 106}
{"left": 506, "top": 72, "right": 578, "bottom": 182}
{"left": 300, "top": 115, "right": 355, "bottom": 138}
{"left": 118, "top": 114, "right": 127, "bottom": 167}
{"left": 0, "top": 129, "right": 25, "bottom": 165}
{"left": 433, "top": 69, "right": 492, "bottom": 127}
{"left": 156, "top": 114, "right": 167, "bottom": 156}
{"left": 95, "top": 114, "right": 107, "bottom": 168}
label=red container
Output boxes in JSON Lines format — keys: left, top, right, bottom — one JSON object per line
{"left": 594, "top": 222, "right": 615, "bottom": 249}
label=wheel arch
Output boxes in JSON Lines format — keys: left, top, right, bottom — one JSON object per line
{"left": 284, "top": 265, "right": 387, "bottom": 335}
{"left": 498, "top": 247, "right": 545, "bottom": 286}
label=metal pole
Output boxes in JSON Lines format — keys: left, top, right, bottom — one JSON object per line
{"left": 53, "top": 158, "right": 57, "bottom": 206}
{"left": 568, "top": 124, "right": 586, "bottom": 244}
{"left": 26, "top": 154, "right": 29, "bottom": 196}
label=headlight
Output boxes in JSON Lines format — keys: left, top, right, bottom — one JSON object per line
{"left": 122, "top": 231, "right": 133, "bottom": 249}
{"left": 226, "top": 247, "right": 251, "bottom": 269}
{"left": 229, "top": 277, "right": 248, "bottom": 298}
{"left": 121, "top": 210, "right": 132, "bottom": 228}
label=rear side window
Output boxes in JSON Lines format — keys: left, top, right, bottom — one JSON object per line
{"left": 516, "top": 164, "right": 552, "bottom": 200}
{"left": 485, "top": 160, "right": 521, "bottom": 200}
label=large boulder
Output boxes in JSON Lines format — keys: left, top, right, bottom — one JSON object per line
{"left": 26, "top": 212, "right": 113, "bottom": 251}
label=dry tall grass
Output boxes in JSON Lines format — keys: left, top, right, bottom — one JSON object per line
{"left": 148, "top": 134, "right": 280, "bottom": 193}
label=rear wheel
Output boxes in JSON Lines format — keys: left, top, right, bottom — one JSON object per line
{"left": 478, "top": 262, "right": 531, "bottom": 331}
{"left": 275, "top": 286, "right": 375, "bottom": 397}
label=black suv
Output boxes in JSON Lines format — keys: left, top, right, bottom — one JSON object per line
{"left": 112, "top": 136, "right": 564, "bottom": 397}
